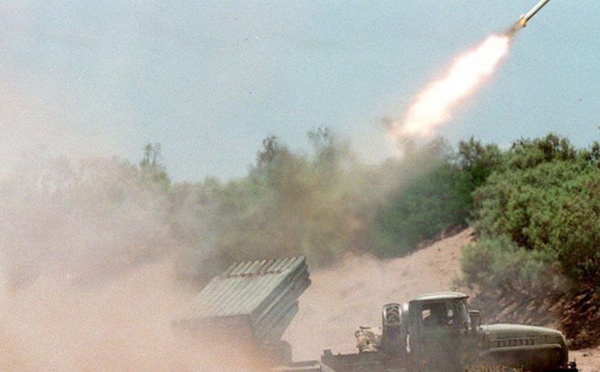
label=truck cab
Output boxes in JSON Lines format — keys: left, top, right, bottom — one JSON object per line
{"left": 377, "top": 292, "right": 575, "bottom": 372}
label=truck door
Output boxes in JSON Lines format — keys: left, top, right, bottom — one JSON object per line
{"left": 411, "top": 301, "right": 462, "bottom": 371}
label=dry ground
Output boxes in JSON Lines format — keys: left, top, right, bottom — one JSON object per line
{"left": 4, "top": 228, "right": 596, "bottom": 370}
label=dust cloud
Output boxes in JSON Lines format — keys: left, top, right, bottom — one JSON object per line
{"left": 0, "top": 152, "right": 263, "bottom": 371}
{"left": 0, "top": 261, "right": 268, "bottom": 371}
{"left": 0, "top": 143, "right": 472, "bottom": 370}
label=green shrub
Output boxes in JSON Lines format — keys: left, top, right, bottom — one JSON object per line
{"left": 472, "top": 160, "right": 600, "bottom": 284}
{"left": 461, "top": 236, "right": 565, "bottom": 297}
{"left": 371, "top": 162, "right": 473, "bottom": 257}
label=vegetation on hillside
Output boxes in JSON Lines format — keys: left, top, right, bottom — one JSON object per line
{"left": 172, "top": 133, "right": 484, "bottom": 279}
{"left": 145, "top": 132, "right": 600, "bottom": 346}
{"left": 85, "top": 132, "right": 600, "bottom": 313}
{"left": 460, "top": 134, "right": 600, "bottom": 346}
{"left": 5, "top": 129, "right": 598, "bottom": 345}
{"left": 169, "top": 130, "right": 599, "bottom": 344}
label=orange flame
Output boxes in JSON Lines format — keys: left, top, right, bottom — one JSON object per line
{"left": 389, "top": 34, "right": 511, "bottom": 141}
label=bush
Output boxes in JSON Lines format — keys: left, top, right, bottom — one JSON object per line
{"left": 472, "top": 160, "right": 600, "bottom": 284}
{"left": 461, "top": 236, "right": 565, "bottom": 297}
{"left": 371, "top": 162, "right": 473, "bottom": 257}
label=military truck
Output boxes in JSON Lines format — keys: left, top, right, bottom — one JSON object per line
{"left": 176, "top": 256, "right": 577, "bottom": 371}
{"left": 317, "top": 291, "right": 577, "bottom": 372}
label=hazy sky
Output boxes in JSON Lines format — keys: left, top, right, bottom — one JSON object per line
{"left": 1, "top": 1, "right": 597, "bottom": 182}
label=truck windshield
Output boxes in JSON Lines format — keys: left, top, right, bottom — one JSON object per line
{"left": 421, "top": 300, "right": 468, "bottom": 328}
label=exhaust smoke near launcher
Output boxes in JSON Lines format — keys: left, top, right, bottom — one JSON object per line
{"left": 388, "top": 0, "right": 555, "bottom": 144}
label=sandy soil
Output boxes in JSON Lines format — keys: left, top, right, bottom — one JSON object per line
{"left": 284, "top": 228, "right": 600, "bottom": 371}
{"left": 0, "top": 260, "right": 267, "bottom": 371}
{"left": 572, "top": 347, "right": 600, "bottom": 372}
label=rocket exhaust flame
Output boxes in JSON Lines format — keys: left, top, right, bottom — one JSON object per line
{"left": 388, "top": 0, "right": 553, "bottom": 144}
{"left": 389, "top": 33, "right": 512, "bottom": 142}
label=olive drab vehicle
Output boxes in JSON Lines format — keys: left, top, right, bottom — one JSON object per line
{"left": 176, "top": 257, "right": 577, "bottom": 372}
{"left": 317, "top": 292, "right": 576, "bottom": 372}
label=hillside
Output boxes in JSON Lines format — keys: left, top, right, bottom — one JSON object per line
{"left": 284, "top": 228, "right": 600, "bottom": 371}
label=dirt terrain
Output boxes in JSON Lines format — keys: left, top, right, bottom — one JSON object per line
{"left": 3, "top": 227, "right": 596, "bottom": 370}
{"left": 284, "top": 229, "right": 600, "bottom": 371}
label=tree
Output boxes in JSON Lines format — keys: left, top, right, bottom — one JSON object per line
{"left": 456, "top": 137, "right": 503, "bottom": 188}
{"left": 139, "top": 142, "right": 170, "bottom": 189}
{"left": 506, "top": 133, "right": 577, "bottom": 170}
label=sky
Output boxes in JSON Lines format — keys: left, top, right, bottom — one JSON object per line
{"left": 0, "top": 0, "right": 598, "bottom": 182}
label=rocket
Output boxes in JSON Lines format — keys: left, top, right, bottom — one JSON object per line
{"left": 518, "top": 0, "right": 552, "bottom": 27}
